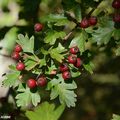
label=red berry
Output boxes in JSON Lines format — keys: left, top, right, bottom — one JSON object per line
{"left": 112, "top": 0, "right": 120, "bottom": 9}
{"left": 16, "top": 62, "right": 25, "bottom": 71}
{"left": 70, "top": 46, "right": 79, "bottom": 54}
{"left": 60, "top": 63, "right": 69, "bottom": 72}
{"left": 14, "top": 44, "right": 22, "bottom": 52}
{"left": 34, "top": 23, "right": 43, "bottom": 32}
{"left": 12, "top": 52, "right": 20, "bottom": 60}
{"left": 27, "top": 79, "right": 37, "bottom": 89}
{"left": 89, "top": 16, "right": 97, "bottom": 26}
{"left": 80, "top": 18, "right": 89, "bottom": 28}
{"left": 68, "top": 55, "right": 77, "bottom": 64}
{"left": 74, "top": 58, "right": 82, "bottom": 68}
{"left": 37, "top": 76, "right": 47, "bottom": 87}
{"left": 62, "top": 71, "right": 71, "bottom": 80}
{"left": 113, "top": 14, "right": 120, "bottom": 22}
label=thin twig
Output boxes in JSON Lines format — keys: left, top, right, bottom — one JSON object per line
{"left": 63, "top": 31, "right": 73, "bottom": 41}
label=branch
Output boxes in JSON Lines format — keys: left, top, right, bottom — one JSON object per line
{"left": 64, "top": 11, "right": 80, "bottom": 26}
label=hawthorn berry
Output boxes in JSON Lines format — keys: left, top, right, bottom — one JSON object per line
{"left": 80, "top": 18, "right": 89, "bottom": 28}
{"left": 74, "top": 58, "right": 82, "bottom": 68}
{"left": 113, "top": 13, "right": 120, "bottom": 22}
{"left": 27, "top": 79, "right": 37, "bottom": 89}
{"left": 89, "top": 16, "right": 97, "bottom": 26}
{"left": 37, "top": 76, "right": 47, "bottom": 87}
{"left": 68, "top": 55, "right": 77, "bottom": 64}
{"left": 14, "top": 44, "right": 22, "bottom": 53}
{"left": 112, "top": 0, "right": 120, "bottom": 9}
{"left": 34, "top": 23, "right": 43, "bottom": 32}
{"left": 62, "top": 71, "right": 71, "bottom": 80}
{"left": 12, "top": 52, "right": 20, "bottom": 60}
{"left": 70, "top": 46, "right": 79, "bottom": 54}
{"left": 16, "top": 62, "right": 25, "bottom": 71}
{"left": 60, "top": 63, "right": 69, "bottom": 72}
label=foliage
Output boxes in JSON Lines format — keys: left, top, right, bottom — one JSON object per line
{"left": 16, "top": 83, "right": 41, "bottom": 107}
{"left": 17, "top": 34, "right": 34, "bottom": 54}
{"left": 25, "top": 102, "right": 65, "bottom": 120}
{"left": 112, "top": 114, "right": 120, "bottom": 120}
{"left": 47, "top": 75, "right": 77, "bottom": 107}
{"left": 1, "top": 0, "right": 120, "bottom": 120}
{"left": 3, "top": 65, "right": 20, "bottom": 87}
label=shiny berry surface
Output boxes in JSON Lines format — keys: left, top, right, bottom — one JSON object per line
{"left": 60, "top": 63, "right": 69, "bottom": 72}
{"left": 70, "top": 46, "right": 79, "bottom": 54}
{"left": 14, "top": 44, "right": 22, "bottom": 53}
{"left": 27, "top": 79, "right": 37, "bottom": 89}
{"left": 80, "top": 18, "right": 89, "bottom": 28}
{"left": 34, "top": 23, "right": 43, "bottom": 32}
{"left": 68, "top": 55, "right": 77, "bottom": 64}
{"left": 16, "top": 62, "right": 25, "bottom": 71}
{"left": 74, "top": 58, "right": 82, "bottom": 68}
{"left": 62, "top": 71, "right": 71, "bottom": 80}
{"left": 12, "top": 52, "right": 20, "bottom": 60}
{"left": 37, "top": 76, "right": 47, "bottom": 87}
{"left": 89, "top": 16, "right": 97, "bottom": 26}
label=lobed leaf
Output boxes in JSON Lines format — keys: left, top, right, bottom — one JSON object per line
{"left": 44, "top": 30, "right": 66, "bottom": 45}
{"left": 17, "top": 34, "right": 34, "bottom": 53}
{"left": 25, "top": 102, "right": 65, "bottom": 120}
{"left": 70, "top": 30, "right": 88, "bottom": 54}
{"left": 24, "top": 54, "right": 40, "bottom": 71}
{"left": 111, "top": 114, "right": 120, "bottom": 120}
{"left": 16, "top": 84, "right": 41, "bottom": 107}
{"left": 2, "top": 65, "right": 20, "bottom": 87}
{"left": 49, "top": 43, "right": 67, "bottom": 62}
{"left": 47, "top": 75, "right": 77, "bottom": 107}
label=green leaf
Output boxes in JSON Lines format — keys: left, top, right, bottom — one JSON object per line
{"left": 71, "top": 70, "right": 81, "bottom": 78}
{"left": 3, "top": 65, "right": 20, "bottom": 87}
{"left": 74, "top": 4, "right": 82, "bottom": 21}
{"left": 1, "top": 27, "right": 18, "bottom": 54}
{"left": 70, "top": 30, "right": 88, "bottom": 54}
{"left": 115, "top": 47, "right": 120, "bottom": 56}
{"left": 24, "top": 54, "right": 40, "bottom": 71}
{"left": 41, "top": 14, "right": 69, "bottom": 26}
{"left": 47, "top": 75, "right": 77, "bottom": 107}
{"left": 62, "top": 0, "right": 76, "bottom": 10}
{"left": 46, "top": 64, "right": 57, "bottom": 75}
{"left": 113, "top": 29, "right": 120, "bottom": 40}
{"left": 25, "top": 102, "right": 65, "bottom": 120}
{"left": 16, "top": 84, "right": 40, "bottom": 107}
{"left": 92, "top": 19, "right": 114, "bottom": 45}
{"left": 31, "top": 93, "right": 41, "bottom": 107}
{"left": 111, "top": 114, "right": 120, "bottom": 120}
{"left": 44, "top": 31, "right": 66, "bottom": 45}
{"left": 49, "top": 43, "right": 67, "bottom": 62}
{"left": 83, "top": 61, "right": 94, "bottom": 74}
{"left": 40, "top": 48, "right": 48, "bottom": 55}
{"left": 17, "top": 34, "right": 34, "bottom": 53}
{"left": 39, "top": 58, "right": 46, "bottom": 67}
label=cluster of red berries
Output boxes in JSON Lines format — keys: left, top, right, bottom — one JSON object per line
{"left": 12, "top": 44, "right": 47, "bottom": 89}
{"left": 12, "top": 44, "right": 22, "bottom": 61}
{"left": 60, "top": 46, "right": 82, "bottom": 80}
{"left": 27, "top": 76, "right": 47, "bottom": 89}
{"left": 11, "top": 44, "right": 25, "bottom": 71}
{"left": 80, "top": 16, "right": 97, "bottom": 28}
{"left": 112, "top": 0, "right": 120, "bottom": 25}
